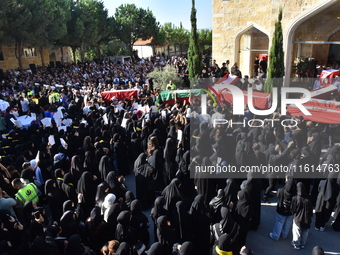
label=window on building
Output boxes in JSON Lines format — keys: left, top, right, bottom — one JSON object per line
{"left": 23, "top": 48, "right": 37, "bottom": 58}
{"left": 0, "top": 51, "right": 4, "bottom": 61}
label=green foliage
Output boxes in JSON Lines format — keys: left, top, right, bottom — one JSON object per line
{"left": 188, "top": 0, "right": 202, "bottom": 81}
{"left": 0, "top": 0, "right": 162, "bottom": 67}
{"left": 114, "top": 4, "right": 159, "bottom": 57}
{"left": 198, "top": 29, "right": 212, "bottom": 47}
{"left": 104, "top": 40, "right": 129, "bottom": 57}
{"left": 147, "top": 66, "right": 183, "bottom": 90}
{"left": 264, "top": 9, "right": 284, "bottom": 93}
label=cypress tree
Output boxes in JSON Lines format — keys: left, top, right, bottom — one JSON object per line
{"left": 264, "top": 9, "right": 284, "bottom": 93}
{"left": 188, "top": 0, "right": 202, "bottom": 83}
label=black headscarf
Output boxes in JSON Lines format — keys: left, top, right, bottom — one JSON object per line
{"left": 99, "top": 155, "right": 114, "bottom": 180}
{"left": 308, "top": 132, "right": 321, "bottom": 156}
{"left": 60, "top": 211, "right": 78, "bottom": 238}
{"left": 209, "top": 189, "right": 225, "bottom": 210}
{"left": 151, "top": 196, "right": 167, "bottom": 223}
{"left": 156, "top": 215, "right": 175, "bottom": 247}
{"left": 115, "top": 242, "right": 130, "bottom": 255}
{"left": 292, "top": 182, "right": 313, "bottom": 229}
{"left": 115, "top": 211, "right": 131, "bottom": 243}
{"left": 77, "top": 171, "right": 97, "bottom": 204}
{"left": 105, "top": 171, "right": 119, "bottom": 194}
{"left": 95, "top": 182, "right": 110, "bottom": 208}
{"left": 176, "top": 201, "right": 192, "bottom": 242}
{"left": 62, "top": 173, "right": 77, "bottom": 203}
{"left": 83, "top": 150, "right": 98, "bottom": 175}
{"left": 219, "top": 206, "right": 239, "bottom": 239}
{"left": 180, "top": 241, "right": 193, "bottom": 255}
{"left": 63, "top": 200, "right": 73, "bottom": 214}
{"left": 147, "top": 242, "right": 163, "bottom": 255}
{"left": 235, "top": 190, "right": 253, "bottom": 220}
{"left": 161, "top": 178, "right": 183, "bottom": 211}
{"left": 125, "top": 191, "right": 135, "bottom": 209}
{"left": 217, "top": 234, "right": 233, "bottom": 253}
{"left": 224, "top": 179, "right": 239, "bottom": 206}
{"left": 70, "top": 155, "right": 84, "bottom": 185}
{"left": 54, "top": 168, "right": 64, "bottom": 189}
{"left": 64, "top": 234, "right": 85, "bottom": 255}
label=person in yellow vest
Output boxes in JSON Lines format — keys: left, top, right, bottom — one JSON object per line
{"left": 11, "top": 178, "right": 39, "bottom": 207}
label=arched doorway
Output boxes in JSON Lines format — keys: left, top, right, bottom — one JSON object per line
{"left": 284, "top": 0, "right": 339, "bottom": 85}
{"left": 235, "top": 25, "right": 269, "bottom": 78}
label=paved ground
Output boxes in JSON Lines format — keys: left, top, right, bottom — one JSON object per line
{"left": 124, "top": 132, "right": 340, "bottom": 255}
{"left": 126, "top": 171, "right": 340, "bottom": 255}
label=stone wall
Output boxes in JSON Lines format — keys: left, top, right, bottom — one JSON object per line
{"left": 212, "top": 0, "right": 326, "bottom": 71}
{"left": 0, "top": 45, "right": 71, "bottom": 71}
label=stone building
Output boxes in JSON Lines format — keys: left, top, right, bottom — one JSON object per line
{"left": 0, "top": 45, "right": 72, "bottom": 71}
{"left": 212, "top": 0, "right": 340, "bottom": 85}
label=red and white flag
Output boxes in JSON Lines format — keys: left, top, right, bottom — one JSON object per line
{"left": 216, "top": 74, "right": 239, "bottom": 85}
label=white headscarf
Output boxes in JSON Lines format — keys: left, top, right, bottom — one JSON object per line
{"left": 101, "top": 193, "right": 116, "bottom": 222}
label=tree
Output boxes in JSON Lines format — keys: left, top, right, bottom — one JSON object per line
{"left": 159, "top": 23, "right": 176, "bottom": 56}
{"left": 147, "top": 65, "right": 184, "bottom": 90}
{"left": 29, "top": 0, "right": 71, "bottom": 66}
{"left": 173, "top": 26, "right": 189, "bottom": 56}
{"left": 264, "top": 9, "right": 284, "bottom": 93}
{"left": 188, "top": 0, "right": 202, "bottom": 82}
{"left": 2, "top": 0, "right": 33, "bottom": 71}
{"left": 198, "top": 29, "right": 212, "bottom": 54}
{"left": 114, "top": 4, "right": 159, "bottom": 60}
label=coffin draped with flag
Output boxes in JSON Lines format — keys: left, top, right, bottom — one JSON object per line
{"left": 156, "top": 89, "right": 202, "bottom": 105}
{"left": 210, "top": 74, "right": 272, "bottom": 109}
{"left": 287, "top": 99, "right": 340, "bottom": 124}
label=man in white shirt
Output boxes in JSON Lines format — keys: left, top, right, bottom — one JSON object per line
{"left": 211, "top": 106, "right": 224, "bottom": 127}
{"left": 313, "top": 75, "right": 321, "bottom": 90}
{"left": 19, "top": 96, "right": 29, "bottom": 114}
{"left": 83, "top": 101, "right": 93, "bottom": 116}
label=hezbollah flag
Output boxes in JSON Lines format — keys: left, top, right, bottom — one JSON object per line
{"left": 156, "top": 89, "right": 202, "bottom": 105}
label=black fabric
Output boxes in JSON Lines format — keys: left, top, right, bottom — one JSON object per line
{"left": 64, "top": 234, "right": 85, "bottom": 255}
{"left": 147, "top": 242, "right": 163, "bottom": 255}
{"left": 179, "top": 241, "right": 193, "bottom": 255}
{"left": 276, "top": 178, "right": 296, "bottom": 216}
{"left": 99, "top": 155, "right": 114, "bottom": 181}
{"left": 189, "top": 195, "right": 210, "bottom": 255}
{"left": 175, "top": 201, "right": 192, "bottom": 243}
{"left": 161, "top": 178, "right": 183, "bottom": 213}
{"left": 95, "top": 182, "right": 109, "bottom": 208}
{"left": 291, "top": 182, "right": 313, "bottom": 229}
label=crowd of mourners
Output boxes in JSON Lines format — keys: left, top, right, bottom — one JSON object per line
{"left": 0, "top": 58, "right": 338, "bottom": 255}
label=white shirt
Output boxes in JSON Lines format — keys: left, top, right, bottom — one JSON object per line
{"left": 256, "top": 83, "right": 263, "bottom": 91}
{"left": 20, "top": 99, "right": 29, "bottom": 112}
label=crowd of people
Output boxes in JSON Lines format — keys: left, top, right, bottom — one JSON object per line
{"left": 0, "top": 58, "right": 338, "bottom": 255}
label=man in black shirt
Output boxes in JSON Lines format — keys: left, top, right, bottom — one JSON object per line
{"left": 254, "top": 56, "right": 259, "bottom": 77}
{"left": 260, "top": 57, "right": 268, "bottom": 74}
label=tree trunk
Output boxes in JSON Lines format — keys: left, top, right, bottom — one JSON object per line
{"left": 130, "top": 44, "right": 134, "bottom": 62}
{"left": 80, "top": 44, "right": 84, "bottom": 62}
{"left": 71, "top": 46, "right": 77, "bottom": 63}
{"left": 167, "top": 45, "right": 170, "bottom": 57}
{"left": 60, "top": 47, "right": 64, "bottom": 62}
{"left": 14, "top": 40, "right": 24, "bottom": 71}
{"left": 174, "top": 44, "right": 176, "bottom": 56}
{"left": 97, "top": 45, "right": 101, "bottom": 60}
{"left": 39, "top": 45, "right": 45, "bottom": 67}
